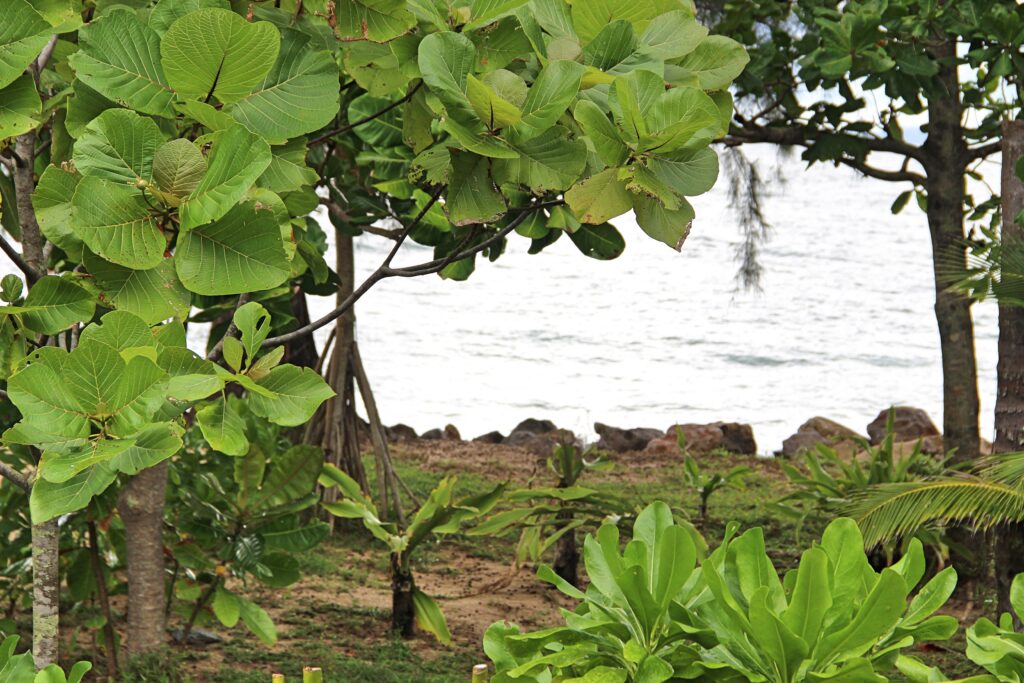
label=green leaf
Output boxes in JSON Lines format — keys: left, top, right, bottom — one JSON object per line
{"left": 412, "top": 588, "right": 452, "bottom": 644}
{"left": 73, "top": 109, "right": 166, "bottom": 184}
{"left": 84, "top": 253, "right": 190, "bottom": 325}
{"left": 246, "top": 365, "right": 335, "bottom": 427}
{"left": 196, "top": 397, "right": 249, "bottom": 456}
{"left": 465, "top": 0, "right": 530, "bottom": 30}
{"left": 160, "top": 9, "right": 280, "bottom": 105}
{"left": 568, "top": 222, "right": 625, "bottom": 260}
{"left": 30, "top": 463, "right": 117, "bottom": 522}
{"left": 230, "top": 29, "right": 339, "bottom": 143}
{"left": 174, "top": 201, "right": 291, "bottom": 295}
{"left": 33, "top": 165, "right": 83, "bottom": 260}
{"left": 467, "top": 74, "right": 522, "bottom": 129}
{"left": 673, "top": 35, "right": 749, "bottom": 90}
{"left": 158, "top": 347, "right": 223, "bottom": 400}
{"left": 348, "top": 93, "right": 405, "bottom": 147}
{"left": 633, "top": 194, "right": 693, "bottom": 250}
{"left": 152, "top": 139, "right": 207, "bottom": 198}
{"left": 336, "top": 0, "right": 416, "bottom": 42}
{"left": 77, "top": 309, "right": 154, "bottom": 353}
{"left": 212, "top": 587, "right": 241, "bottom": 628}
{"left": 574, "top": 100, "right": 628, "bottom": 167}
{"left": 178, "top": 124, "right": 272, "bottom": 230}
{"left": 493, "top": 125, "right": 587, "bottom": 192}
{"left": 418, "top": 31, "right": 477, "bottom": 124}
{"left": 238, "top": 597, "right": 277, "bottom": 645}
{"left": 445, "top": 152, "right": 506, "bottom": 226}
{"left": 65, "top": 80, "right": 118, "bottom": 139}
{"left": 648, "top": 148, "right": 719, "bottom": 196}
{"left": 566, "top": 168, "right": 632, "bottom": 224}
{"left": 639, "top": 10, "right": 707, "bottom": 60}
{"left": 71, "top": 177, "right": 166, "bottom": 269}
{"left": 109, "top": 422, "right": 183, "bottom": 475}
{"left": 570, "top": 0, "right": 679, "bottom": 45}
{"left": 0, "top": 1, "right": 51, "bottom": 90}
{"left": 39, "top": 437, "right": 135, "bottom": 483}
{"left": 510, "top": 60, "right": 585, "bottom": 142}
{"left": 782, "top": 546, "right": 832, "bottom": 648}
{"left": 68, "top": 10, "right": 175, "bottom": 117}
{"left": 0, "top": 75, "right": 40, "bottom": 140}
{"left": 18, "top": 276, "right": 95, "bottom": 335}
{"left": 149, "top": 0, "right": 231, "bottom": 35}
{"left": 259, "top": 140, "right": 318, "bottom": 193}
{"left": 250, "top": 444, "right": 323, "bottom": 509}
{"left": 233, "top": 301, "right": 271, "bottom": 362}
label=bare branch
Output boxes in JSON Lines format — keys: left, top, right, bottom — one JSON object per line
{"left": 834, "top": 155, "right": 926, "bottom": 185}
{"left": 968, "top": 141, "right": 1002, "bottom": 162}
{"left": 307, "top": 82, "right": 422, "bottom": 147}
{"left": 321, "top": 199, "right": 403, "bottom": 240}
{"left": 726, "top": 122, "right": 926, "bottom": 165}
{"left": 0, "top": 231, "right": 42, "bottom": 283}
{"left": 0, "top": 459, "right": 30, "bottom": 493}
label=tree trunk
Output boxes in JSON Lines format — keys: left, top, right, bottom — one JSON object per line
{"left": 924, "top": 38, "right": 985, "bottom": 585}
{"left": 390, "top": 554, "right": 415, "bottom": 638}
{"left": 552, "top": 525, "right": 579, "bottom": 587}
{"left": 923, "top": 40, "right": 981, "bottom": 466}
{"left": 995, "top": 120, "right": 1024, "bottom": 615}
{"left": 31, "top": 519, "right": 59, "bottom": 668}
{"left": 118, "top": 461, "right": 170, "bottom": 657}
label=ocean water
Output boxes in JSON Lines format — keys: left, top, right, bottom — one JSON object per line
{"left": 324, "top": 146, "right": 998, "bottom": 453}
{"left": 0, "top": 147, "right": 998, "bottom": 454}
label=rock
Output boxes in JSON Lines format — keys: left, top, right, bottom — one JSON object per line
{"left": 472, "top": 430, "right": 505, "bottom": 444}
{"left": 421, "top": 428, "right": 443, "bottom": 440}
{"left": 171, "top": 627, "right": 222, "bottom": 645}
{"left": 867, "top": 407, "right": 939, "bottom": 445}
{"left": 713, "top": 422, "right": 757, "bottom": 455}
{"left": 516, "top": 429, "right": 576, "bottom": 456}
{"left": 443, "top": 424, "right": 461, "bottom": 441}
{"left": 644, "top": 436, "right": 680, "bottom": 456}
{"left": 890, "top": 435, "right": 945, "bottom": 462}
{"left": 386, "top": 423, "right": 418, "bottom": 442}
{"left": 594, "top": 422, "right": 663, "bottom": 453}
{"left": 782, "top": 417, "right": 863, "bottom": 457}
{"left": 665, "top": 424, "right": 723, "bottom": 454}
{"left": 505, "top": 418, "right": 558, "bottom": 445}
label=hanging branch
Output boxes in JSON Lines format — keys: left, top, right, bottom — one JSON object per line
{"left": 0, "top": 460, "right": 30, "bottom": 492}
{"left": 0, "top": 233, "right": 39, "bottom": 282}
{"left": 307, "top": 82, "right": 423, "bottom": 147}
{"left": 262, "top": 198, "right": 560, "bottom": 349}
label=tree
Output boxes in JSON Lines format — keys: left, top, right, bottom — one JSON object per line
{"left": 710, "top": 0, "right": 1024, "bottom": 468}
{"left": 0, "top": 0, "right": 746, "bottom": 669}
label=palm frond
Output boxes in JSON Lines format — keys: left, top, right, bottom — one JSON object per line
{"left": 978, "top": 452, "right": 1024, "bottom": 488}
{"left": 844, "top": 478, "right": 1024, "bottom": 547}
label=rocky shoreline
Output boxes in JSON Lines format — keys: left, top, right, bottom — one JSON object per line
{"left": 379, "top": 406, "right": 968, "bottom": 459}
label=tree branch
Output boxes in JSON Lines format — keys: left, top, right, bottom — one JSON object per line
{"left": 207, "top": 293, "right": 251, "bottom": 362}
{"left": 968, "top": 141, "right": 1002, "bottom": 162}
{"left": 833, "top": 155, "right": 926, "bottom": 185}
{"left": 726, "top": 122, "right": 926, "bottom": 165}
{"left": 0, "top": 231, "right": 42, "bottom": 283}
{"left": 321, "top": 198, "right": 403, "bottom": 239}
{"left": 261, "top": 196, "right": 557, "bottom": 349}
{"left": 0, "top": 459, "right": 30, "bottom": 492}
{"left": 307, "top": 82, "right": 422, "bottom": 147}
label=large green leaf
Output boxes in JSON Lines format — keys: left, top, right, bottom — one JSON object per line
{"left": 640, "top": 10, "right": 706, "bottom": 60}
{"left": 84, "top": 252, "right": 191, "bottom": 324}
{"left": 238, "top": 597, "right": 277, "bottom": 645}
{"left": 0, "top": 75, "right": 40, "bottom": 140}
{"left": 633, "top": 194, "right": 693, "bottom": 250}
{"left": 445, "top": 152, "right": 506, "bottom": 226}
{"left": 250, "top": 444, "right": 323, "bottom": 509}
{"left": 178, "top": 124, "right": 272, "bottom": 230}
{"left": 109, "top": 422, "right": 183, "bottom": 475}
{"left": 336, "top": 0, "right": 416, "bottom": 42}
{"left": 17, "top": 276, "right": 95, "bottom": 335}
{"left": 510, "top": 60, "right": 585, "bottom": 142}
{"left": 413, "top": 589, "right": 453, "bottom": 645}
{"left": 568, "top": 222, "right": 625, "bottom": 260}
{"left": 230, "top": 30, "right": 339, "bottom": 143}
{"left": 574, "top": 100, "right": 628, "bottom": 167}
{"left": 196, "top": 397, "right": 249, "bottom": 456}
{"left": 565, "top": 168, "right": 632, "bottom": 224}
{"left": 174, "top": 202, "right": 291, "bottom": 295}
{"left": 160, "top": 9, "right": 280, "bottom": 105}
{"left": 246, "top": 365, "right": 335, "bottom": 427}
{"left": 493, "top": 126, "right": 587, "bottom": 192}
{"left": 418, "top": 31, "right": 477, "bottom": 124}
{"left": 259, "top": 140, "right": 318, "bottom": 193}
{"left": 465, "top": 0, "right": 530, "bottom": 30}
{"left": 33, "top": 165, "right": 84, "bottom": 260}
{"left": 149, "top": 0, "right": 231, "bottom": 35}
{"left": 647, "top": 147, "right": 719, "bottom": 196}
{"left": 30, "top": 463, "right": 118, "bottom": 523}
{"left": 73, "top": 109, "right": 166, "bottom": 184}
{"left": 673, "top": 35, "right": 749, "bottom": 90}
{"left": 71, "top": 176, "right": 166, "bottom": 269}
{"left": 0, "top": 0, "right": 51, "bottom": 90}
{"left": 152, "top": 139, "right": 207, "bottom": 198}
{"left": 570, "top": 0, "right": 683, "bottom": 44}
{"left": 68, "top": 10, "right": 175, "bottom": 117}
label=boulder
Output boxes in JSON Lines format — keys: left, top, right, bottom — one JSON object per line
{"left": 867, "top": 407, "right": 939, "bottom": 445}
{"left": 644, "top": 436, "right": 680, "bottom": 456}
{"left": 665, "top": 424, "right": 723, "bottom": 454}
{"left": 713, "top": 422, "right": 757, "bottom": 455}
{"left": 472, "top": 430, "right": 505, "bottom": 444}
{"left": 443, "top": 424, "right": 462, "bottom": 441}
{"left": 782, "top": 417, "right": 863, "bottom": 458}
{"left": 505, "top": 418, "right": 558, "bottom": 445}
{"left": 594, "top": 422, "right": 663, "bottom": 453}
{"left": 519, "top": 429, "right": 577, "bottom": 456}
{"left": 386, "top": 423, "right": 418, "bottom": 442}
{"left": 421, "top": 428, "right": 443, "bottom": 440}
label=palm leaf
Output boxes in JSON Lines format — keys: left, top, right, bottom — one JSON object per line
{"left": 845, "top": 477, "right": 1024, "bottom": 548}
